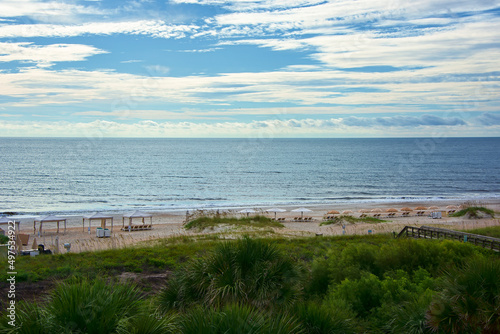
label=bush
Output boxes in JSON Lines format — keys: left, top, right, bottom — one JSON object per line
{"left": 158, "top": 236, "right": 304, "bottom": 311}
{"left": 427, "top": 256, "right": 500, "bottom": 334}
{"left": 294, "top": 302, "right": 356, "bottom": 334}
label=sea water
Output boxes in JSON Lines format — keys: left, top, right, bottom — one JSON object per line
{"left": 1, "top": 137, "right": 499, "bottom": 216}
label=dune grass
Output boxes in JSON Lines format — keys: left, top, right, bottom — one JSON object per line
{"left": 184, "top": 215, "right": 284, "bottom": 231}
{"left": 458, "top": 226, "right": 500, "bottom": 239}
{"left": 450, "top": 206, "right": 495, "bottom": 218}
{"left": 320, "top": 215, "right": 386, "bottom": 226}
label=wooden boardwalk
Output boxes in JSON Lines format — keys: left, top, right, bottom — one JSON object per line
{"left": 397, "top": 225, "right": 500, "bottom": 252}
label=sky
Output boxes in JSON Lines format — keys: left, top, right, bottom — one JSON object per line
{"left": 0, "top": 0, "right": 500, "bottom": 138}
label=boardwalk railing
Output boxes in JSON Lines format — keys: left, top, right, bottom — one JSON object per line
{"left": 397, "top": 225, "right": 500, "bottom": 252}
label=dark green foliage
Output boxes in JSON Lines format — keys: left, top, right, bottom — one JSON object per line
{"left": 116, "top": 303, "right": 179, "bottom": 334}
{"left": 387, "top": 291, "right": 435, "bottom": 334}
{"left": 320, "top": 215, "right": 386, "bottom": 226}
{"left": 47, "top": 279, "right": 141, "bottom": 334}
{"left": 179, "top": 304, "right": 303, "bottom": 334}
{"left": 450, "top": 206, "right": 495, "bottom": 218}
{"left": 428, "top": 256, "right": 500, "bottom": 334}
{"left": 184, "top": 215, "right": 283, "bottom": 230}
{"left": 158, "top": 236, "right": 304, "bottom": 311}
{"left": 0, "top": 235, "right": 9, "bottom": 244}
{"left": 294, "top": 302, "right": 356, "bottom": 334}
{"left": 0, "top": 301, "right": 53, "bottom": 334}
{"left": 459, "top": 225, "right": 500, "bottom": 238}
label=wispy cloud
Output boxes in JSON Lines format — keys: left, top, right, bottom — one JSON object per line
{"left": 0, "top": 42, "right": 107, "bottom": 66}
{"left": 2, "top": 113, "right": 498, "bottom": 138}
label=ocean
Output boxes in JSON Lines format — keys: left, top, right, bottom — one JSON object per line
{"left": 1, "top": 137, "right": 499, "bottom": 216}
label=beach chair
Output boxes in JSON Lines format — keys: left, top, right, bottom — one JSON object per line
{"left": 360, "top": 214, "right": 367, "bottom": 218}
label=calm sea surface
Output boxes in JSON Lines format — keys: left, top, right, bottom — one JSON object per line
{"left": 1, "top": 137, "right": 499, "bottom": 216}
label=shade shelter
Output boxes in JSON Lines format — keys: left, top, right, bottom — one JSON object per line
{"left": 265, "top": 208, "right": 286, "bottom": 219}
{"left": 239, "top": 209, "right": 256, "bottom": 217}
{"left": 0, "top": 217, "right": 20, "bottom": 233}
{"left": 291, "top": 207, "right": 312, "bottom": 218}
{"left": 34, "top": 215, "right": 66, "bottom": 235}
{"left": 83, "top": 212, "right": 114, "bottom": 233}
{"left": 122, "top": 211, "right": 153, "bottom": 231}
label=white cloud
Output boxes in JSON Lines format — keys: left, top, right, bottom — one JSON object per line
{"left": 0, "top": 42, "right": 107, "bottom": 66}
{"left": 1, "top": 114, "right": 498, "bottom": 138}
{"left": 0, "top": 0, "right": 105, "bottom": 23}
{"left": 0, "top": 20, "right": 197, "bottom": 38}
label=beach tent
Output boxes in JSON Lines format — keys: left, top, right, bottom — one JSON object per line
{"left": 239, "top": 209, "right": 256, "bottom": 217}
{"left": 83, "top": 212, "right": 114, "bottom": 233}
{"left": 266, "top": 208, "right": 286, "bottom": 219}
{"left": 0, "top": 217, "right": 20, "bottom": 233}
{"left": 291, "top": 207, "right": 312, "bottom": 218}
{"left": 34, "top": 215, "right": 66, "bottom": 235}
{"left": 122, "top": 210, "right": 153, "bottom": 231}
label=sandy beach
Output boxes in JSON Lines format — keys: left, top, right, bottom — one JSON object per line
{"left": 12, "top": 199, "right": 500, "bottom": 254}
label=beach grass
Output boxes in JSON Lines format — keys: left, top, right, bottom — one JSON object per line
{"left": 319, "top": 215, "right": 386, "bottom": 226}
{"left": 450, "top": 206, "right": 495, "bottom": 218}
{"left": 2, "top": 233, "right": 500, "bottom": 333}
{"left": 457, "top": 226, "right": 500, "bottom": 238}
{"left": 184, "top": 215, "right": 284, "bottom": 231}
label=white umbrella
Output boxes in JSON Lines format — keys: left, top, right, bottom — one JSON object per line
{"left": 292, "top": 207, "right": 312, "bottom": 218}
{"left": 266, "top": 208, "right": 286, "bottom": 219}
{"left": 239, "top": 209, "right": 256, "bottom": 217}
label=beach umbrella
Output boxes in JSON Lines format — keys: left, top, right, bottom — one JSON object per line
{"left": 342, "top": 210, "right": 353, "bottom": 214}
{"left": 239, "top": 208, "right": 256, "bottom": 217}
{"left": 328, "top": 210, "right": 340, "bottom": 214}
{"left": 371, "top": 208, "right": 383, "bottom": 213}
{"left": 429, "top": 206, "right": 439, "bottom": 210}
{"left": 359, "top": 209, "right": 371, "bottom": 213}
{"left": 446, "top": 205, "right": 458, "bottom": 210}
{"left": 292, "top": 207, "right": 312, "bottom": 218}
{"left": 401, "top": 207, "right": 413, "bottom": 212}
{"left": 386, "top": 208, "right": 398, "bottom": 212}
{"left": 266, "top": 208, "right": 286, "bottom": 219}
{"left": 415, "top": 206, "right": 428, "bottom": 210}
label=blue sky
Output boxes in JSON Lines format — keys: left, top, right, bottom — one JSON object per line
{"left": 0, "top": 0, "right": 499, "bottom": 137}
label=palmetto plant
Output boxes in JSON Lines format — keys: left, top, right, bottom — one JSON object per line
{"left": 47, "top": 279, "right": 142, "bottom": 334}
{"left": 159, "top": 236, "right": 304, "bottom": 311}
{"left": 427, "top": 256, "right": 500, "bottom": 334}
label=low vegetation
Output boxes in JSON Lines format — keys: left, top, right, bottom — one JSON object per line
{"left": 450, "top": 206, "right": 495, "bottom": 218}
{"left": 320, "top": 215, "right": 386, "bottom": 226}
{"left": 184, "top": 215, "right": 284, "bottom": 231}
{"left": 1, "top": 232, "right": 499, "bottom": 333}
{"left": 459, "top": 226, "right": 500, "bottom": 239}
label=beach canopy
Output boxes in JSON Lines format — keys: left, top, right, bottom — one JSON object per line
{"left": 34, "top": 215, "right": 67, "bottom": 235}
{"left": 83, "top": 212, "right": 114, "bottom": 232}
{"left": 0, "top": 217, "right": 20, "bottom": 232}
{"left": 239, "top": 208, "right": 256, "bottom": 217}
{"left": 386, "top": 208, "right": 398, "bottom": 212}
{"left": 371, "top": 208, "right": 383, "bottom": 213}
{"left": 342, "top": 210, "right": 353, "bottom": 214}
{"left": 292, "top": 207, "right": 312, "bottom": 218}
{"left": 122, "top": 210, "right": 153, "bottom": 229}
{"left": 415, "top": 206, "right": 428, "bottom": 210}
{"left": 327, "top": 210, "right": 340, "bottom": 214}
{"left": 429, "top": 206, "right": 439, "bottom": 210}
{"left": 401, "top": 207, "right": 413, "bottom": 212}
{"left": 265, "top": 208, "right": 286, "bottom": 219}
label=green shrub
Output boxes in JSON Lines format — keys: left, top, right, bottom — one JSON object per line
{"left": 294, "top": 302, "right": 356, "bottom": 334}
{"left": 158, "top": 236, "right": 304, "bottom": 311}
{"left": 428, "top": 256, "right": 500, "bottom": 334}
{"left": 450, "top": 206, "right": 495, "bottom": 218}
{"left": 179, "top": 304, "right": 303, "bottom": 334}
{"left": 47, "top": 279, "right": 141, "bottom": 334}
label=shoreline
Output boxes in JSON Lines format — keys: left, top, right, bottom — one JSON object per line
{"left": 8, "top": 198, "right": 499, "bottom": 254}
